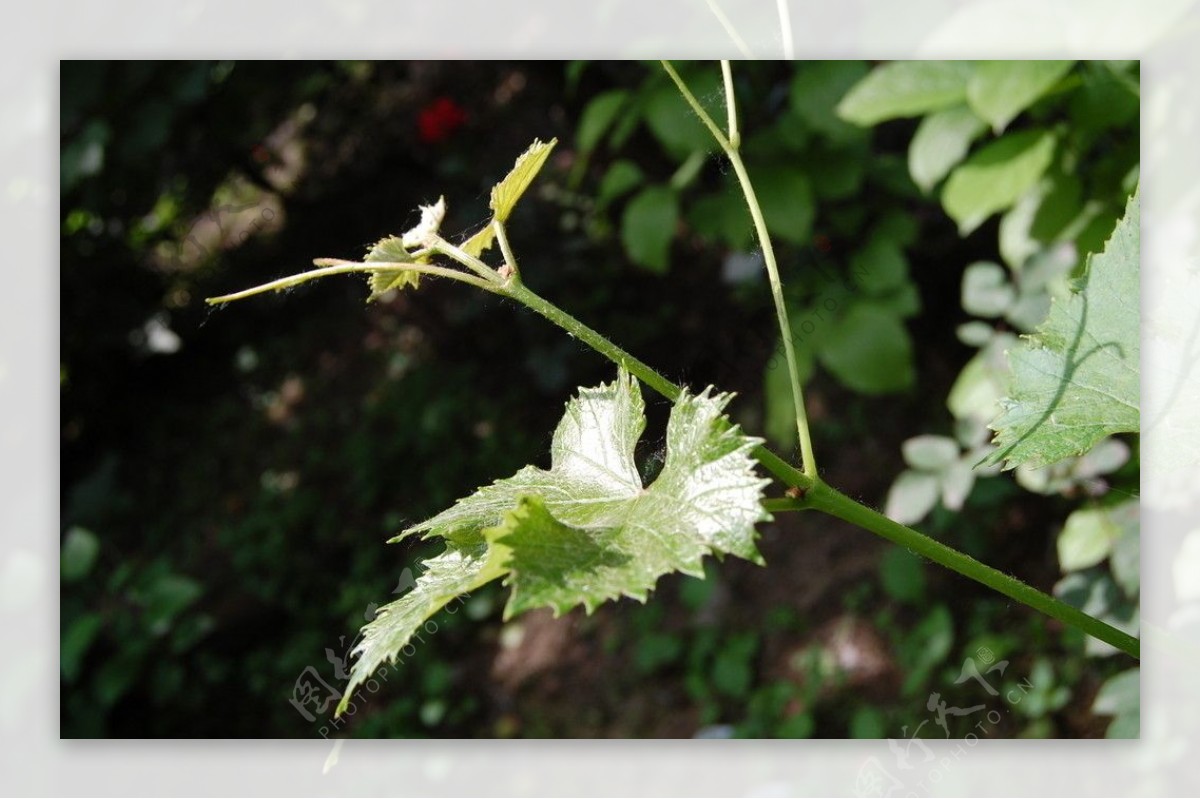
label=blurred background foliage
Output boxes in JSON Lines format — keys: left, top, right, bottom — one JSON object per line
{"left": 61, "top": 60, "right": 1138, "bottom": 739}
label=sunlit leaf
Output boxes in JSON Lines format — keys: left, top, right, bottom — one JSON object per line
{"left": 490, "top": 137, "right": 558, "bottom": 223}
{"left": 364, "top": 235, "right": 421, "bottom": 298}
{"left": 341, "top": 369, "right": 769, "bottom": 713}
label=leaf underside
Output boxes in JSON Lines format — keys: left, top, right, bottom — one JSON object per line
{"left": 338, "top": 369, "right": 769, "bottom": 714}
{"left": 985, "top": 190, "right": 1140, "bottom": 469}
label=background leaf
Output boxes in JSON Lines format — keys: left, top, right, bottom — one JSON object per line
{"left": 986, "top": 191, "right": 1139, "bottom": 469}
{"left": 837, "top": 61, "right": 974, "bottom": 126}
{"left": 967, "top": 60, "right": 1075, "bottom": 132}
{"left": 908, "top": 105, "right": 987, "bottom": 193}
{"left": 942, "top": 129, "right": 1057, "bottom": 235}
{"left": 817, "top": 302, "right": 915, "bottom": 394}
{"left": 621, "top": 185, "right": 679, "bottom": 273}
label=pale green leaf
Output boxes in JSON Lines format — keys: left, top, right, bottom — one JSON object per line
{"left": 985, "top": 191, "right": 1139, "bottom": 469}
{"left": 490, "top": 137, "right": 558, "bottom": 223}
{"left": 1058, "top": 506, "right": 1121, "bottom": 571}
{"left": 942, "top": 129, "right": 1057, "bottom": 235}
{"left": 837, "top": 61, "right": 974, "bottom": 126}
{"left": 621, "top": 185, "right": 679, "bottom": 273}
{"left": 1110, "top": 504, "right": 1140, "bottom": 598}
{"left": 962, "top": 261, "right": 1015, "bottom": 318}
{"left": 886, "top": 470, "right": 941, "bottom": 525}
{"left": 967, "top": 60, "right": 1075, "bottom": 132}
{"left": 908, "top": 105, "right": 987, "bottom": 192}
{"left": 902, "top": 435, "right": 960, "bottom": 472}
{"left": 1092, "top": 667, "right": 1139, "bottom": 739}
{"left": 940, "top": 459, "right": 976, "bottom": 511}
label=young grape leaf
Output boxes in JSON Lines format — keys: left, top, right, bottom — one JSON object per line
{"left": 490, "top": 137, "right": 557, "bottom": 223}
{"left": 339, "top": 369, "right": 769, "bottom": 714}
{"left": 364, "top": 235, "right": 421, "bottom": 299}
{"left": 364, "top": 197, "right": 446, "bottom": 299}
{"left": 985, "top": 190, "right": 1139, "bottom": 469}
{"left": 460, "top": 137, "right": 558, "bottom": 257}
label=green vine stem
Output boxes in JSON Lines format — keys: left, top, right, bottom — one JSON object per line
{"left": 660, "top": 60, "right": 818, "bottom": 480}
{"left": 772, "top": 483, "right": 1141, "bottom": 659}
{"left": 206, "top": 259, "right": 497, "bottom": 304}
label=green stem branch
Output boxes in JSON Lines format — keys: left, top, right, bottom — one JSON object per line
{"left": 778, "top": 482, "right": 1140, "bottom": 659}
{"left": 206, "top": 259, "right": 495, "bottom": 305}
{"left": 662, "top": 60, "right": 817, "bottom": 479}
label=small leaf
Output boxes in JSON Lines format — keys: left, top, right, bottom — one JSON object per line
{"left": 961, "top": 261, "right": 1016, "bottom": 318}
{"left": 837, "top": 61, "right": 974, "bottom": 126}
{"left": 789, "top": 61, "right": 870, "bottom": 143}
{"left": 852, "top": 236, "right": 909, "bottom": 296}
{"left": 908, "top": 105, "right": 988, "bottom": 193}
{"left": 1108, "top": 501, "right": 1140, "bottom": 598}
{"left": 576, "top": 90, "right": 629, "bottom": 153}
{"left": 885, "top": 470, "right": 941, "bottom": 525}
{"left": 879, "top": 547, "right": 926, "bottom": 604}
{"left": 596, "top": 159, "right": 645, "bottom": 207}
{"left": 1057, "top": 507, "right": 1120, "bottom": 571}
{"left": 687, "top": 190, "right": 752, "bottom": 251}
{"left": 490, "top": 138, "right": 558, "bottom": 223}
{"left": 642, "top": 70, "right": 722, "bottom": 157}
{"left": 746, "top": 161, "right": 814, "bottom": 246}
{"left": 967, "top": 60, "right": 1075, "bottom": 132}
{"left": 942, "top": 129, "right": 1057, "bottom": 235}
{"left": 62, "top": 613, "right": 103, "bottom": 682}
{"left": 986, "top": 191, "right": 1139, "bottom": 469}
{"left": 1092, "top": 667, "right": 1138, "bottom": 715}
{"left": 817, "top": 302, "right": 915, "bottom": 394}
{"left": 940, "top": 459, "right": 976, "bottom": 511}
{"left": 621, "top": 185, "right": 679, "bottom": 273}
{"left": 62, "top": 526, "right": 100, "bottom": 582}
{"left": 902, "top": 435, "right": 960, "bottom": 472}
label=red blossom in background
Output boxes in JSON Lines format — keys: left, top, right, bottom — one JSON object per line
{"left": 417, "top": 97, "right": 468, "bottom": 144}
